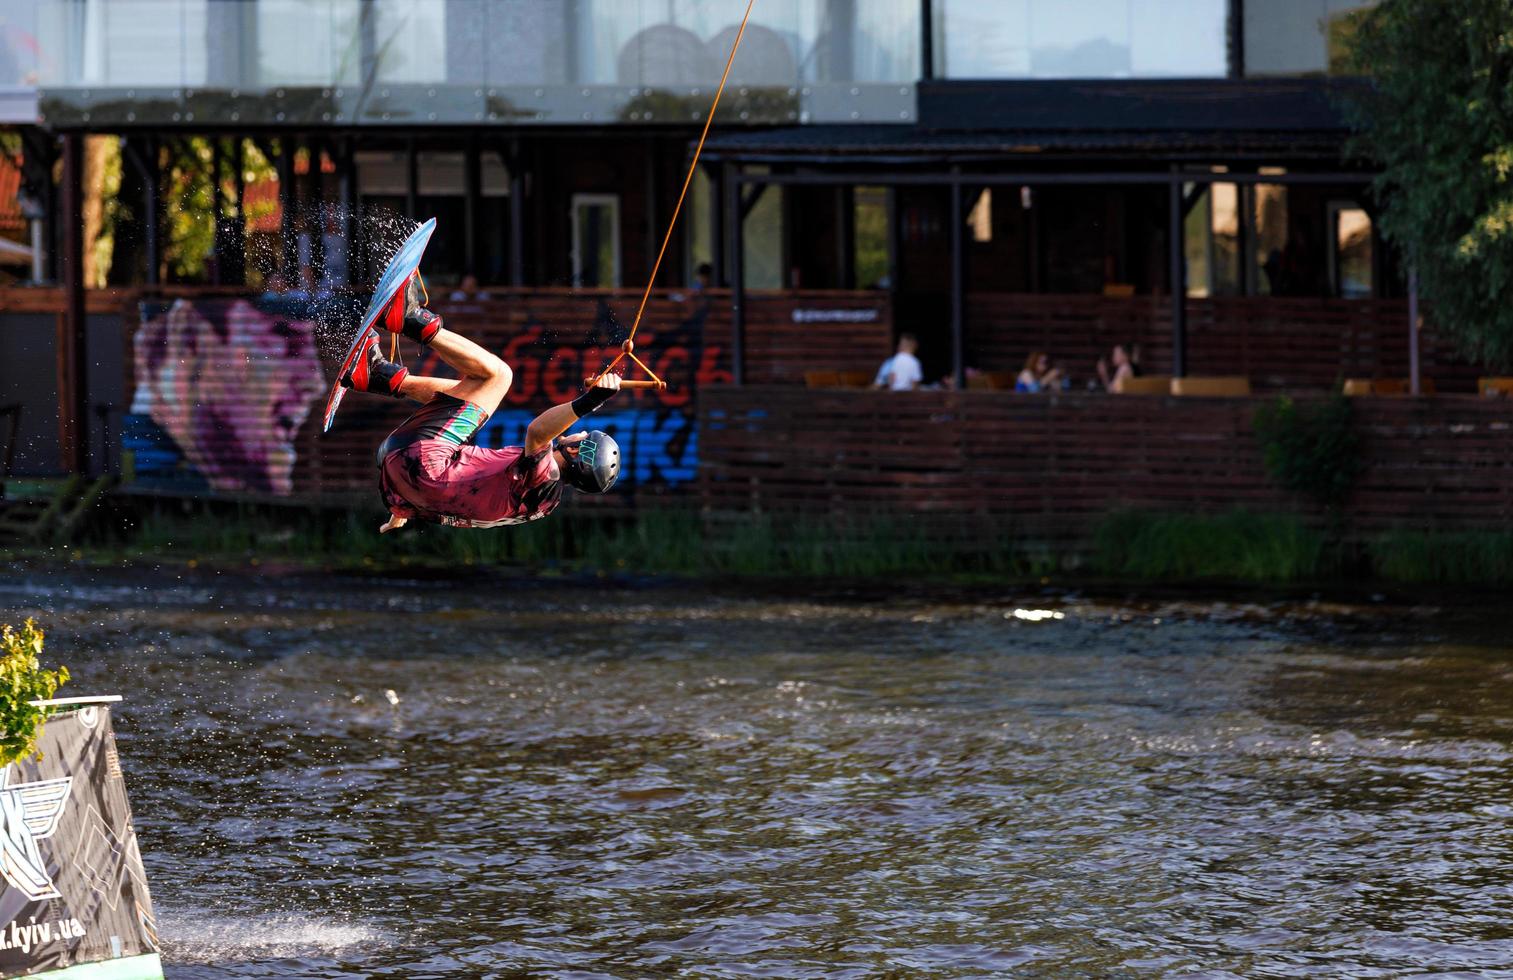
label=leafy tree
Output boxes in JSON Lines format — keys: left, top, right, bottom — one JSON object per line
{"left": 1346, "top": 0, "right": 1513, "bottom": 367}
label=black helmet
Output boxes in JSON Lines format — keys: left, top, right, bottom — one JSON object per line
{"left": 560, "top": 429, "right": 621, "bottom": 494}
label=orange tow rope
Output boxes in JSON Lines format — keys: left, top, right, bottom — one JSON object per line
{"left": 390, "top": 271, "right": 428, "bottom": 364}
{"left": 587, "top": 0, "right": 756, "bottom": 392}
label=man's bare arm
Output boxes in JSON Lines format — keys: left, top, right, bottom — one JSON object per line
{"left": 524, "top": 373, "right": 622, "bottom": 454}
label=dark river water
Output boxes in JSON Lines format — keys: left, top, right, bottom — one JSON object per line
{"left": 3, "top": 568, "right": 1511, "bottom": 978}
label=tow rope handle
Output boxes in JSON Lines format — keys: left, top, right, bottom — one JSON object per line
{"left": 585, "top": 339, "right": 666, "bottom": 391}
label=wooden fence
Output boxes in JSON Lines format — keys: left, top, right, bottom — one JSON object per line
{"left": 698, "top": 386, "right": 1513, "bottom": 535}
{"left": 965, "top": 293, "right": 1483, "bottom": 392}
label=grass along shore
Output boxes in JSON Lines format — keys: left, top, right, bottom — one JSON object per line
{"left": 5, "top": 496, "right": 1511, "bottom": 588}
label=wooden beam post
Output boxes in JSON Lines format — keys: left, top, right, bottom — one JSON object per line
{"left": 60, "top": 133, "right": 88, "bottom": 474}
{"left": 1169, "top": 172, "right": 1187, "bottom": 378}
{"left": 950, "top": 172, "right": 965, "bottom": 389}
{"left": 727, "top": 164, "right": 745, "bottom": 385}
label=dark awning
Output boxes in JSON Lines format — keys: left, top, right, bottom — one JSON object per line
{"left": 701, "top": 77, "right": 1364, "bottom": 168}
{"left": 699, "top": 124, "right": 1347, "bottom": 165}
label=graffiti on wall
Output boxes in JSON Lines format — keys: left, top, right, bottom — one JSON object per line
{"left": 126, "top": 298, "right": 325, "bottom": 495}
{"left": 125, "top": 294, "right": 728, "bottom": 498}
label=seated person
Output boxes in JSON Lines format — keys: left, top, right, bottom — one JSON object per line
{"left": 873, "top": 333, "right": 923, "bottom": 391}
{"left": 1016, "top": 351, "right": 1065, "bottom": 393}
{"left": 1097, "top": 343, "right": 1141, "bottom": 393}
{"left": 448, "top": 272, "right": 491, "bottom": 302}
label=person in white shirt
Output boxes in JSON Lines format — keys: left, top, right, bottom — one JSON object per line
{"left": 873, "top": 333, "right": 923, "bottom": 391}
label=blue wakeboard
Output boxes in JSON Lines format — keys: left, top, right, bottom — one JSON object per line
{"left": 322, "top": 218, "right": 437, "bottom": 433}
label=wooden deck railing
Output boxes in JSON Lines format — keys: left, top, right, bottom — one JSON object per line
{"left": 965, "top": 293, "right": 1482, "bottom": 393}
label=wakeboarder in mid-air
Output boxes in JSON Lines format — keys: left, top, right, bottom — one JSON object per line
{"left": 336, "top": 269, "right": 624, "bottom": 532}
{"left": 324, "top": 0, "right": 758, "bottom": 534}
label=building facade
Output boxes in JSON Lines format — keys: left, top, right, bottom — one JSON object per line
{"left": 1, "top": 0, "right": 1417, "bottom": 485}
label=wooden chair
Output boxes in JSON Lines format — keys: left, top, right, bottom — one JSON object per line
{"left": 1171, "top": 376, "right": 1252, "bottom": 397}
{"left": 804, "top": 370, "right": 841, "bottom": 388}
{"left": 966, "top": 371, "right": 1018, "bottom": 391}
{"left": 835, "top": 371, "right": 874, "bottom": 388}
{"left": 1117, "top": 375, "right": 1172, "bottom": 395}
{"left": 1478, "top": 377, "right": 1513, "bottom": 398}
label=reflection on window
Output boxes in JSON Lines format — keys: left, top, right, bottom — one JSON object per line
{"left": 967, "top": 189, "right": 992, "bottom": 243}
{"left": 29, "top": 0, "right": 917, "bottom": 91}
{"left": 258, "top": 0, "right": 360, "bottom": 87}
{"left": 581, "top": 0, "right": 919, "bottom": 87}
{"left": 1184, "top": 186, "right": 1210, "bottom": 297}
{"left": 743, "top": 171, "right": 783, "bottom": 290}
{"left": 0, "top": 0, "right": 41, "bottom": 88}
{"left": 1254, "top": 184, "right": 1288, "bottom": 295}
{"left": 687, "top": 168, "right": 712, "bottom": 284}
{"left": 571, "top": 193, "right": 620, "bottom": 288}
{"left": 1185, "top": 183, "right": 1242, "bottom": 297}
{"left": 937, "top": 0, "right": 1226, "bottom": 78}
{"left": 372, "top": 0, "right": 447, "bottom": 84}
{"left": 853, "top": 186, "right": 889, "bottom": 290}
{"left": 78, "top": 0, "right": 211, "bottom": 87}
{"left": 1331, "top": 205, "right": 1373, "bottom": 298}
{"left": 1245, "top": 0, "right": 1379, "bottom": 76}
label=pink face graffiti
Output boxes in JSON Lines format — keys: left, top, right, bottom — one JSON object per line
{"left": 131, "top": 299, "right": 326, "bottom": 495}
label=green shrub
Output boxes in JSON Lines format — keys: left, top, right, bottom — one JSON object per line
{"left": 0, "top": 621, "right": 69, "bottom": 768}
{"left": 1253, "top": 395, "right": 1360, "bottom": 510}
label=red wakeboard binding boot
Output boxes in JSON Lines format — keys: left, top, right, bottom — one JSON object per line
{"left": 377, "top": 272, "right": 443, "bottom": 345}
{"left": 340, "top": 329, "right": 409, "bottom": 397}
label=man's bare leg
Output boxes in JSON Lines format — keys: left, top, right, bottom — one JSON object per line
{"left": 402, "top": 326, "right": 513, "bottom": 414}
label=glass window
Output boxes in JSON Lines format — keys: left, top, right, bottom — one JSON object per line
{"left": 742, "top": 170, "right": 783, "bottom": 290}
{"left": 1183, "top": 186, "right": 1211, "bottom": 297}
{"left": 967, "top": 188, "right": 992, "bottom": 243}
{"left": 937, "top": 0, "right": 1226, "bottom": 78}
{"left": 853, "top": 186, "right": 889, "bottom": 289}
{"left": 87, "top": 0, "right": 209, "bottom": 87}
{"left": 372, "top": 0, "right": 448, "bottom": 84}
{"left": 1210, "top": 183, "right": 1242, "bottom": 295}
{"left": 1253, "top": 184, "right": 1288, "bottom": 295}
{"left": 1245, "top": 0, "right": 1379, "bottom": 76}
{"left": 571, "top": 194, "right": 621, "bottom": 288}
{"left": 257, "top": 0, "right": 361, "bottom": 88}
{"left": 29, "top": 0, "right": 916, "bottom": 124}
{"left": 1330, "top": 204, "right": 1373, "bottom": 298}
{"left": 687, "top": 168, "right": 713, "bottom": 284}
{"left": 1182, "top": 183, "right": 1243, "bottom": 297}
{"left": 579, "top": 0, "right": 917, "bottom": 87}
{"left": 0, "top": 0, "right": 41, "bottom": 89}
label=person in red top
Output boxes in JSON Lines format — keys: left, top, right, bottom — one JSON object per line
{"left": 338, "top": 274, "right": 624, "bottom": 531}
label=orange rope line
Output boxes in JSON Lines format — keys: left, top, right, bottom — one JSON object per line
{"left": 589, "top": 0, "right": 755, "bottom": 389}
{"left": 389, "top": 271, "right": 430, "bottom": 365}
